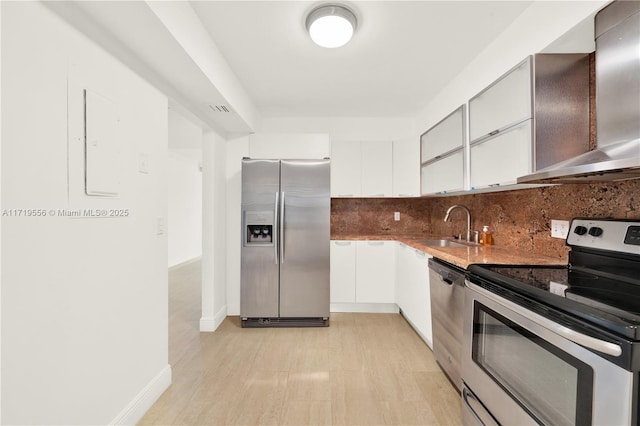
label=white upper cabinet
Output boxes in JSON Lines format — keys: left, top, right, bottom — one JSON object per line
{"left": 469, "top": 58, "right": 534, "bottom": 188}
{"left": 331, "top": 140, "right": 393, "bottom": 197}
{"left": 469, "top": 54, "right": 589, "bottom": 189}
{"left": 361, "top": 141, "right": 393, "bottom": 197}
{"left": 421, "top": 150, "right": 464, "bottom": 195}
{"left": 469, "top": 58, "right": 532, "bottom": 142}
{"left": 420, "top": 105, "right": 466, "bottom": 195}
{"left": 470, "top": 121, "right": 532, "bottom": 189}
{"left": 331, "top": 141, "right": 361, "bottom": 197}
{"left": 392, "top": 137, "right": 420, "bottom": 197}
{"left": 421, "top": 106, "right": 466, "bottom": 161}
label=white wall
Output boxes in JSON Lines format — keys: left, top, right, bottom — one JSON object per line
{"left": 224, "top": 136, "right": 249, "bottom": 315}
{"left": 2, "top": 3, "right": 169, "bottom": 424}
{"left": 201, "top": 131, "right": 228, "bottom": 330}
{"left": 0, "top": 2, "right": 3, "bottom": 421}
{"left": 168, "top": 150, "right": 202, "bottom": 267}
{"left": 260, "top": 116, "right": 416, "bottom": 142}
{"left": 169, "top": 107, "right": 204, "bottom": 150}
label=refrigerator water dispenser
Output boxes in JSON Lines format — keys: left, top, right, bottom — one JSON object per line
{"left": 244, "top": 211, "right": 274, "bottom": 245}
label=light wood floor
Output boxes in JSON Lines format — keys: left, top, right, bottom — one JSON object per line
{"left": 139, "top": 259, "right": 462, "bottom": 425}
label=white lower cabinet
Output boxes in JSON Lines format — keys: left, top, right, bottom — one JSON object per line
{"left": 330, "top": 239, "right": 432, "bottom": 342}
{"left": 395, "top": 242, "right": 433, "bottom": 348}
{"left": 330, "top": 240, "right": 396, "bottom": 310}
{"left": 355, "top": 241, "right": 395, "bottom": 303}
{"left": 330, "top": 241, "right": 356, "bottom": 303}
{"left": 395, "top": 242, "right": 413, "bottom": 311}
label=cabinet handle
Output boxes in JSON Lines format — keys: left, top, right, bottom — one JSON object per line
{"left": 414, "top": 250, "right": 426, "bottom": 257}
{"left": 368, "top": 241, "right": 385, "bottom": 246}
{"left": 488, "top": 129, "right": 500, "bottom": 136}
{"left": 337, "top": 194, "right": 354, "bottom": 197}
{"left": 396, "top": 193, "right": 414, "bottom": 197}
{"left": 367, "top": 194, "right": 386, "bottom": 197}
{"left": 488, "top": 183, "right": 501, "bottom": 187}
{"left": 334, "top": 241, "right": 352, "bottom": 246}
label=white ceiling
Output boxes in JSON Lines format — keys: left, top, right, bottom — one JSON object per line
{"left": 191, "top": 1, "right": 534, "bottom": 118}
{"left": 53, "top": 1, "right": 607, "bottom": 133}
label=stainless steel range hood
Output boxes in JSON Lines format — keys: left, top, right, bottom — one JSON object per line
{"left": 518, "top": 0, "right": 640, "bottom": 184}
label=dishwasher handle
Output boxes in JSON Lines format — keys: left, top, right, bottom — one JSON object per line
{"left": 429, "top": 259, "right": 465, "bottom": 286}
{"left": 443, "top": 277, "right": 454, "bottom": 285}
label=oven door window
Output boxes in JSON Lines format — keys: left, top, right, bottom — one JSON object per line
{"left": 472, "top": 303, "right": 594, "bottom": 426}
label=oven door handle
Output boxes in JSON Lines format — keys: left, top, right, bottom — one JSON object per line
{"left": 466, "top": 281, "right": 623, "bottom": 358}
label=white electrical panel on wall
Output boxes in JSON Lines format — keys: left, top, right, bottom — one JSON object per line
{"left": 84, "top": 89, "right": 119, "bottom": 196}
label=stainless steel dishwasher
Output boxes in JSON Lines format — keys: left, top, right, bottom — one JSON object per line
{"left": 428, "top": 258, "right": 466, "bottom": 392}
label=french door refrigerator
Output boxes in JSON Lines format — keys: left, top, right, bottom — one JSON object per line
{"left": 240, "top": 158, "right": 330, "bottom": 327}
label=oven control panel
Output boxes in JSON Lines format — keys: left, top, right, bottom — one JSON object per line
{"left": 567, "top": 219, "right": 640, "bottom": 254}
{"left": 624, "top": 226, "right": 640, "bottom": 246}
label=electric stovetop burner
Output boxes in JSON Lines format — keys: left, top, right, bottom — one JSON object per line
{"left": 467, "top": 218, "right": 640, "bottom": 340}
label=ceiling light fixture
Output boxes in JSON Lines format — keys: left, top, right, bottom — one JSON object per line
{"left": 305, "top": 4, "right": 357, "bottom": 48}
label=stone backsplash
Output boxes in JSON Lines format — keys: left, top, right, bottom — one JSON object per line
{"left": 331, "top": 179, "right": 640, "bottom": 261}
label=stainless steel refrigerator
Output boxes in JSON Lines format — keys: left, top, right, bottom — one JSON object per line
{"left": 240, "top": 158, "right": 330, "bottom": 327}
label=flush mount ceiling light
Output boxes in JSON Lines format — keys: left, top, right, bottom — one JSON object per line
{"left": 305, "top": 4, "right": 357, "bottom": 48}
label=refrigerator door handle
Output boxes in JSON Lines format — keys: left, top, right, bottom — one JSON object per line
{"left": 274, "top": 191, "right": 279, "bottom": 265}
{"left": 280, "top": 191, "right": 285, "bottom": 264}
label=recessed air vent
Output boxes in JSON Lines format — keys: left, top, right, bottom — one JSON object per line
{"left": 208, "top": 104, "right": 234, "bottom": 113}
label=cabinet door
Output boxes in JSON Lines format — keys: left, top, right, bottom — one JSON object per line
{"left": 361, "top": 141, "right": 393, "bottom": 197}
{"left": 395, "top": 242, "right": 412, "bottom": 311}
{"left": 469, "top": 58, "right": 532, "bottom": 141}
{"left": 331, "top": 141, "right": 361, "bottom": 197}
{"left": 420, "top": 150, "right": 464, "bottom": 195}
{"left": 421, "top": 106, "right": 465, "bottom": 161}
{"left": 470, "top": 120, "right": 532, "bottom": 189}
{"left": 330, "top": 241, "right": 356, "bottom": 303}
{"left": 393, "top": 138, "right": 420, "bottom": 197}
{"left": 410, "top": 249, "right": 433, "bottom": 348}
{"left": 355, "top": 241, "right": 395, "bottom": 303}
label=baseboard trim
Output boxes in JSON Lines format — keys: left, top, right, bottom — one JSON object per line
{"left": 330, "top": 303, "right": 400, "bottom": 313}
{"left": 110, "top": 364, "right": 172, "bottom": 425}
{"left": 200, "top": 304, "right": 227, "bottom": 332}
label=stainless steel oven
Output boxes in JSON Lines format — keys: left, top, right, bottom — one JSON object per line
{"left": 463, "top": 218, "right": 640, "bottom": 425}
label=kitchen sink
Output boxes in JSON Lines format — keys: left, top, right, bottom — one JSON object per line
{"left": 416, "top": 239, "right": 474, "bottom": 248}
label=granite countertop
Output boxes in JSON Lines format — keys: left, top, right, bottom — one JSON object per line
{"left": 333, "top": 234, "right": 564, "bottom": 269}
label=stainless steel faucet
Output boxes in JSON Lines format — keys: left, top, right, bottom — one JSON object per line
{"left": 444, "top": 205, "right": 471, "bottom": 242}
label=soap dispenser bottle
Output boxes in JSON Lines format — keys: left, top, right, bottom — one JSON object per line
{"left": 479, "top": 225, "right": 493, "bottom": 246}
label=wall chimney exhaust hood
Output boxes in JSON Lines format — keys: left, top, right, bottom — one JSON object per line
{"left": 518, "top": 0, "right": 640, "bottom": 184}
